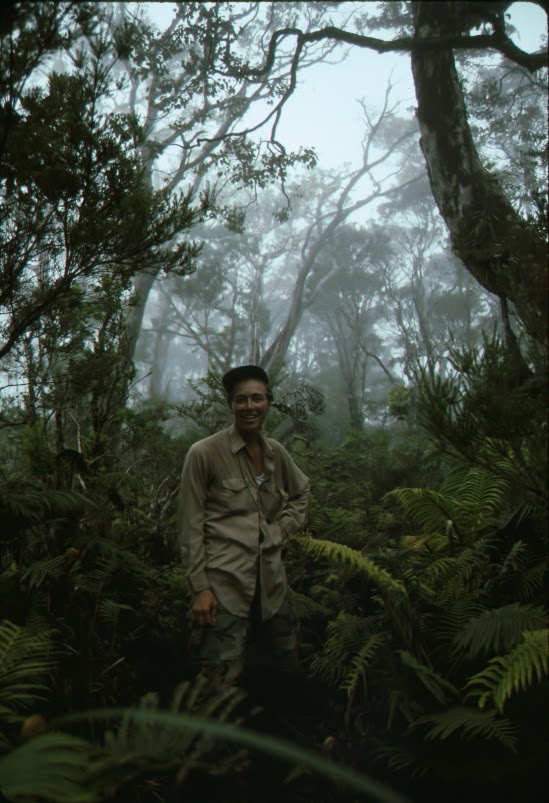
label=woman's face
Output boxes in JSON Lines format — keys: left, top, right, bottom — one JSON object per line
{"left": 231, "top": 378, "right": 270, "bottom": 435}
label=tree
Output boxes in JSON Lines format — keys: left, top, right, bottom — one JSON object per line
{"left": 139, "top": 86, "right": 421, "bottom": 400}
{"left": 229, "top": 0, "right": 548, "bottom": 356}
{"left": 0, "top": 6, "right": 204, "bottom": 460}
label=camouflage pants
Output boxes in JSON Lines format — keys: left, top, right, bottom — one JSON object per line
{"left": 189, "top": 586, "right": 299, "bottom": 686}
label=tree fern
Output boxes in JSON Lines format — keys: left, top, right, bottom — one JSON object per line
{"left": 465, "top": 629, "right": 548, "bottom": 713}
{"left": 453, "top": 604, "right": 547, "bottom": 659}
{"left": 413, "top": 706, "right": 518, "bottom": 752}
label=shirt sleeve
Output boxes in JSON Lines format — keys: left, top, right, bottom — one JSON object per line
{"left": 177, "top": 443, "right": 211, "bottom": 593}
{"left": 276, "top": 444, "right": 310, "bottom": 537}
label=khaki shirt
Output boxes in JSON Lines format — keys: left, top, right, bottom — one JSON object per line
{"left": 177, "top": 424, "right": 309, "bottom": 619}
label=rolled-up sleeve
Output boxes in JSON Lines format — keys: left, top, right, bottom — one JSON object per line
{"left": 277, "top": 445, "right": 310, "bottom": 537}
{"left": 177, "top": 444, "right": 210, "bottom": 593}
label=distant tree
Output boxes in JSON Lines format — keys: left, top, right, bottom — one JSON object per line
{"left": 139, "top": 86, "right": 421, "bottom": 398}
{"left": 307, "top": 225, "right": 397, "bottom": 430}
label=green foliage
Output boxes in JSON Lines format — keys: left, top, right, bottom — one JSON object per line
{"left": 413, "top": 707, "right": 518, "bottom": 752}
{"left": 0, "top": 620, "right": 58, "bottom": 742}
{"left": 0, "top": 732, "right": 99, "bottom": 803}
{"left": 465, "top": 629, "right": 548, "bottom": 713}
{"left": 295, "top": 535, "right": 407, "bottom": 603}
{"left": 453, "top": 603, "right": 547, "bottom": 659}
{"left": 294, "top": 422, "right": 547, "bottom": 794}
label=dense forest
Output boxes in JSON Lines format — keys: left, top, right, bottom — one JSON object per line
{"left": 0, "top": 2, "right": 547, "bottom": 802}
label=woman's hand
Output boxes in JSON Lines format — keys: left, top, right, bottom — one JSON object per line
{"left": 191, "top": 588, "right": 218, "bottom": 625}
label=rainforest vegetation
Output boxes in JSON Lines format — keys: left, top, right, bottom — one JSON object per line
{"left": 0, "top": 2, "right": 547, "bottom": 802}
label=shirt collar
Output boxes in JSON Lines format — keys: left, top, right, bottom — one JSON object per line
{"left": 228, "top": 423, "right": 273, "bottom": 457}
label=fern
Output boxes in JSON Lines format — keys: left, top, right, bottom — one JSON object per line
{"left": 384, "top": 487, "right": 458, "bottom": 535}
{"left": 21, "top": 555, "right": 66, "bottom": 591}
{"left": 440, "top": 465, "right": 508, "bottom": 532}
{"left": 1, "top": 489, "right": 93, "bottom": 523}
{"left": 422, "top": 538, "right": 490, "bottom": 588}
{"left": 0, "top": 732, "right": 98, "bottom": 802}
{"left": 413, "top": 706, "right": 518, "bottom": 752}
{"left": 0, "top": 619, "right": 58, "bottom": 744}
{"left": 398, "top": 651, "right": 460, "bottom": 706}
{"left": 497, "top": 539, "right": 528, "bottom": 577}
{"left": 290, "top": 591, "right": 333, "bottom": 619}
{"left": 465, "top": 629, "right": 548, "bottom": 713}
{"left": 453, "top": 604, "right": 547, "bottom": 659}
{"left": 515, "top": 560, "right": 546, "bottom": 602}
{"left": 342, "top": 634, "right": 386, "bottom": 729}
{"left": 295, "top": 536, "right": 407, "bottom": 602}
{"left": 57, "top": 707, "right": 406, "bottom": 802}
{"left": 433, "top": 598, "right": 485, "bottom": 644}
{"left": 310, "top": 612, "right": 371, "bottom": 686}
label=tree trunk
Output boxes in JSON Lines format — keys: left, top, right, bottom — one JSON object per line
{"left": 411, "top": 1, "right": 547, "bottom": 350}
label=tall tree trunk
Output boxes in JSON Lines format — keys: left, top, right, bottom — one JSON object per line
{"left": 411, "top": 1, "right": 547, "bottom": 350}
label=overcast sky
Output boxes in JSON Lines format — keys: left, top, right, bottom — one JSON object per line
{"left": 147, "top": 2, "right": 547, "bottom": 171}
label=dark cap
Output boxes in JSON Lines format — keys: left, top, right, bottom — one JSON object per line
{"left": 222, "top": 364, "right": 269, "bottom": 395}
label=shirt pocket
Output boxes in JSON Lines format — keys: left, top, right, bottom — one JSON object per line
{"left": 221, "top": 478, "right": 248, "bottom": 493}
{"left": 219, "top": 478, "right": 250, "bottom": 513}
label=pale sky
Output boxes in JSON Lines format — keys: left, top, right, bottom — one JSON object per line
{"left": 146, "top": 2, "right": 547, "bottom": 171}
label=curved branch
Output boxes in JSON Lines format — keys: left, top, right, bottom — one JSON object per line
{"left": 233, "top": 25, "right": 547, "bottom": 79}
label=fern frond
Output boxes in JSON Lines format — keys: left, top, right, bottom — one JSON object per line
{"left": 515, "top": 561, "right": 546, "bottom": 602}
{"left": 413, "top": 706, "right": 518, "bottom": 752}
{"left": 290, "top": 591, "right": 333, "bottom": 619}
{"left": 453, "top": 604, "right": 547, "bottom": 659}
{"left": 342, "top": 634, "right": 386, "bottom": 729}
{"left": 0, "top": 732, "right": 97, "bottom": 802}
{"left": 21, "top": 555, "right": 66, "bottom": 591}
{"left": 434, "top": 598, "right": 485, "bottom": 643}
{"left": 0, "top": 620, "right": 58, "bottom": 716}
{"left": 295, "top": 536, "right": 407, "bottom": 602}
{"left": 498, "top": 540, "right": 528, "bottom": 577}
{"left": 441, "top": 465, "right": 508, "bottom": 530}
{"left": 465, "top": 629, "right": 548, "bottom": 713}
{"left": 423, "top": 538, "right": 490, "bottom": 588}
{"left": 310, "top": 612, "right": 370, "bottom": 686}
{"left": 399, "top": 651, "right": 460, "bottom": 706}
{"left": 342, "top": 634, "right": 386, "bottom": 698}
{"left": 384, "top": 487, "right": 458, "bottom": 534}
{"left": 1, "top": 489, "right": 93, "bottom": 523}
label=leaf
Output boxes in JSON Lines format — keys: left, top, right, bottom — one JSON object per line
{"left": 399, "top": 651, "right": 460, "bottom": 706}
{"left": 0, "top": 732, "right": 99, "bottom": 802}
{"left": 453, "top": 604, "right": 547, "bottom": 658}
{"left": 413, "top": 707, "right": 518, "bottom": 752}
{"left": 465, "top": 629, "right": 548, "bottom": 713}
{"left": 55, "top": 707, "right": 410, "bottom": 803}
